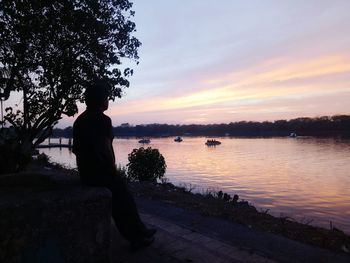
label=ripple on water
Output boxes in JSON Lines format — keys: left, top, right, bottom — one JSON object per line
{"left": 41, "top": 137, "right": 350, "bottom": 233}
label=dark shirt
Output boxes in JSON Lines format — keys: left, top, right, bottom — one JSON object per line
{"left": 73, "top": 109, "right": 116, "bottom": 185}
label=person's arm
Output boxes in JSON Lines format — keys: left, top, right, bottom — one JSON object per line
{"left": 93, "top": 117, "right": 116, "bottom": 176}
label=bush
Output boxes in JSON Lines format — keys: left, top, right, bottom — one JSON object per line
{"left": 115, "top": 164, "right": 128, "bottom": 179}
{"left": 127, "top": 147, "right": 166, "bottom": 182}
{"left": 36, "top": 152, "right": 50, "bottom": 165}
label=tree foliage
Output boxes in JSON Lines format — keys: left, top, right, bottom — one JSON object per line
{"left": 111, "top": 115, "right": 350, "bottom": 137}
{"left": 50, "top": 115, "right": 350, "bottom": 138}
{"left": 0, "top": 0, "right": 140, "bottom": 172}
{"left": 127, "top": 147, "right": 167, "bottom": 182}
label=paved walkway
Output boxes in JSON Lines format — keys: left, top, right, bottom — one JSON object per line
{"left": 110, "top": 212, "right": 275, "bottom": 263}
{"left": 109, "top": 198, "right": 350, "bottom": 263}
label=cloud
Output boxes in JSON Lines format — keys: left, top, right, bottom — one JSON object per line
{"left": 108, "top": 53, "right": 350, "bottom": 123}
{"left": 59, "top": 1, "right": 350, "bottom": 127}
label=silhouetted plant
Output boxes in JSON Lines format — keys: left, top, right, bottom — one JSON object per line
{"left": 217, "top": 190, "right": 223, "bottom": 199}
{"left": 0, "top": 0, "right": 140, "bottom": 173}
{"left": 115, "top": 164, "right": 128, "bottom": 180}
{"left": 127, "top": 147, "right": 166, "bottom": 182}
{"left": 223, "top": 193, "right": 231, "bottom": 202}
{"left": 36, "top": 152, "right": 50, "bottom": 165}
{"left": 232, "top": 194, "right": 239, "bottom": 204}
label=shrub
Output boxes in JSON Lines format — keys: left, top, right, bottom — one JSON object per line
{"left": 127, "top": 147, "right": 166, "bottom": 182}
{"left": 115, "top": 164, "right": 128, "bottom": 179}
{"left": 36, "top": 152, "right": 50, "bottom": 164}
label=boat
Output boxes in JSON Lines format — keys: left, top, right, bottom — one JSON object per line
{"left": 174, "top": 136, "right": 183, "bottom": 142}
{"left": 138, "top": 138, "right": 151, "bottom": 144}
{"left": 205, "top": 139, "right": 221, "bottom": 146}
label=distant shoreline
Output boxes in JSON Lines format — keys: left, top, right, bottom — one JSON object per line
{"left": 53, "top": 115, "right": 350, "bottom": 138}
{"left": 49, "top": 133, "right": 350, "bottom": 139}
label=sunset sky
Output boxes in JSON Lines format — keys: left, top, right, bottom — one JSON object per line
{"left": 62, "top": 0, "right": 350, "bottom": 127}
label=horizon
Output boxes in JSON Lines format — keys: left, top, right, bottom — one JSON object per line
{"left": 55, "top": 113, "right": 349, "bottom": 129}
{"left": 57, "top": 0, "right": 350, "bottom": 128}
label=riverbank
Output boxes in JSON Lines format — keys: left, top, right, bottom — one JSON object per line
{"left": 133, "top": 197, "right": 350, "bottom": 263}
{"left": 128, "top": 182, "right": 350, "bottom": 254}
{"left": 30, "top": 158, "right": 350, "bottom": 255}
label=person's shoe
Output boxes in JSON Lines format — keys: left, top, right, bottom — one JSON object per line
{"left": 130, "top": 236, "right": 155, "bottom": 252}
{"left": 143, "top": 228, "right": 157, "bottom": 238}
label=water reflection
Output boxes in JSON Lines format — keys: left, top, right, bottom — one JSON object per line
{"left": 40, "top": 137, "right": 350, "bottom": 233}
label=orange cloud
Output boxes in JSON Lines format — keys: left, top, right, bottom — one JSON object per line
{"left": 108, "top": 53, "right": 350, "bottom": 121}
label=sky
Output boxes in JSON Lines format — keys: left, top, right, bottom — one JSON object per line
{"left": 63, "top": 0, "right": 350, "bottom": 127}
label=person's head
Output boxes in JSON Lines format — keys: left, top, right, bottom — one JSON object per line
{"left": 84, "top": 80, "right": 110, "bottom": 111}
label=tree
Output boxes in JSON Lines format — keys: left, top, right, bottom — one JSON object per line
{"left": 127, "top": 147, "right": 167, "bottom": 182}
{"left": 0, "top": 0, "right": 140, "bottom": 173}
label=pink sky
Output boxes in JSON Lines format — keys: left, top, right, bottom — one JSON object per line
{"left": 60, "top": 0, "right": 350, "bottom": 127}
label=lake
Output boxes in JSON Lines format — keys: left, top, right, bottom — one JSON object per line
{"left": 40, "top": 136, "right": 350, "bottom": 233}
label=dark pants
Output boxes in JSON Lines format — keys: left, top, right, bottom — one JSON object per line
{"left": 108, "top": 176, "right": 147, "bottom": 241}
{"left": 83, "top": 175, "right": 146, "bottom": 242}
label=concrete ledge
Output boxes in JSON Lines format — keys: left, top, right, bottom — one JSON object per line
{"left": 0, "top": 172, "right": 112, "bottom": 263}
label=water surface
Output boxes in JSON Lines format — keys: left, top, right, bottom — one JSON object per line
{"left": 41, "top": 137, "right": 350, "bottom": 233}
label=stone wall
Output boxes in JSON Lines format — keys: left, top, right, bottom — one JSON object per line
{"left": 0, "top": 172, "right": 112, "bottom": 263}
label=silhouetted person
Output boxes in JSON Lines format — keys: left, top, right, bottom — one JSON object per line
{"left": 73, "top": 81, "right": 156, "bottom": 250}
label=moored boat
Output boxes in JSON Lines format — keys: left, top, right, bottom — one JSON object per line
{"left": 138, "top": 138, "right": 151, "bottom": 144}
{"left": 174, "top": 136, "right": 183, "bottom": 142}
{"left": 205, "top": 139, "right": 221, "bottom": 146}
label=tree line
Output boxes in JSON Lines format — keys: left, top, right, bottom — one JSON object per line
{"left": 53, "top": 115, "right": 350, "bottom": 138}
